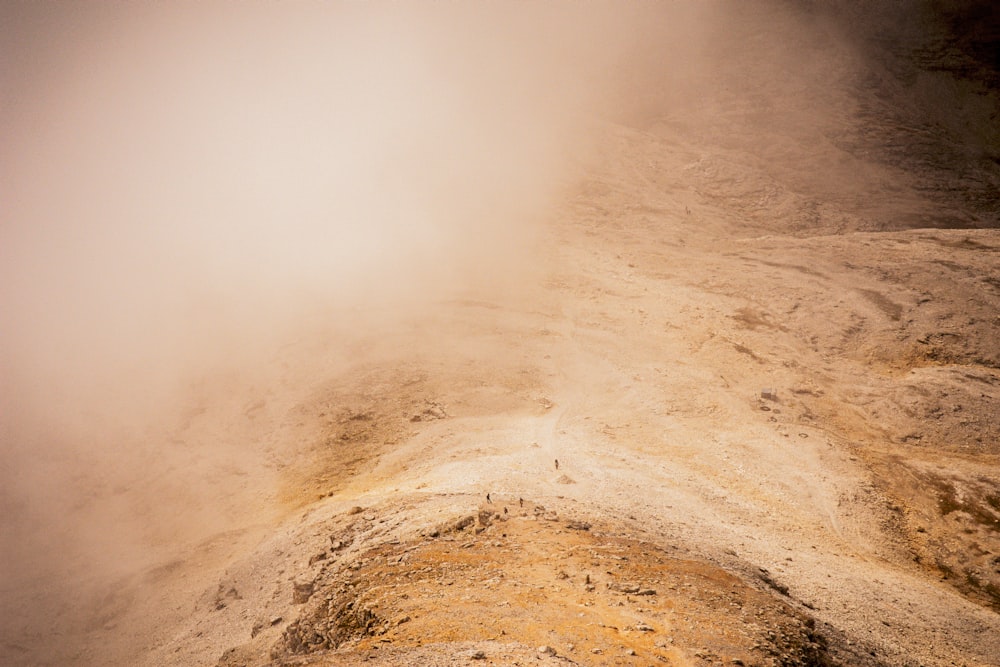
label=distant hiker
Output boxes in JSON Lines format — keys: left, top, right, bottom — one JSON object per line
{"left": 519, "top": 497, "right": 524, "bottom": 507}
{"left": 504, "top": 506, "right": 509, "bottom": 515}
{"left": 486, "top": 493, "right": 492, "bottom": 504}
{"left": 554, "top": 459, "right": 559, "bottom": 470}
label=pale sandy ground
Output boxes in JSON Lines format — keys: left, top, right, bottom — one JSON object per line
{"left": 11, "top": 117, "right": 993, "bottom": 666}
{"left": 3, "top": 3, "right": 999, "bottom": 667}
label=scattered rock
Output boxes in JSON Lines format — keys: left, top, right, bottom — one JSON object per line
{"left": 411, "top": 403, "right": 448, "bottom": 422}
{"left": 252, "top": 615, "right": 285, "bottom": 638}
{"left": 757, "top": 568, "right": 790, "bottom": 596}
{"left": 556, "top": 474, "right": 577, "bottom": 484}
{"left": 566, "top": 520, "right": 591, "bottom": 531}
{"left": 608, "top": 582, "right": 641, "bottom": 594}
{"left": 292, "top": 580, "right": 314, "bottom": 604}
{"left": 454, "top": 515, "right": 476, "bottom": 532}
{"left": 309, "top": 551, "right": 327, "bottom": 565}
{"left": 469, "top": 650, "right": 486, "bottom": 660}
{"left": 212, "top": 585, "right": 241, "bottom": 611}
{"left": 280, "top": 601, "right": 380, "bottom": 656}
{"left": 537, "top": 645, "right": 557, "bottom": 656}
{"left": 348, "top": 506, "right": 364, "bottom": 515}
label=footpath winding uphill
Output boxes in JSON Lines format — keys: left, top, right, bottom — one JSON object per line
{"left": 3, "top": 2, "right": 998, "bottom": 667}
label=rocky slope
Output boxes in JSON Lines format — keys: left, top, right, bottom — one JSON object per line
{"left": 2, "top": 2, "right": 999, "bottom": 666}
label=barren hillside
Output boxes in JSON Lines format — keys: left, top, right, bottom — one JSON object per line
{"left": 2, "top": 2, "right": 999, "bottom": 667}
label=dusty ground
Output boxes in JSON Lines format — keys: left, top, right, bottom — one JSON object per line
{"left": 79, "top": 123, "right": 1000, "bottom": 666}
{"left": 2, "top": 2, "right": 999, "bottom": 667}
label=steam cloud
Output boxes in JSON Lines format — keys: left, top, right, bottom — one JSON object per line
{"left": 0, "top": 3, "right": 676, "bottom": 631}
{"left": 2, "top": 2, "right": 995, "bottom": 664}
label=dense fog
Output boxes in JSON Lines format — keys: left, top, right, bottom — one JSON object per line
{"left": 1, "top": 2, "right": 996, "bottom": 664}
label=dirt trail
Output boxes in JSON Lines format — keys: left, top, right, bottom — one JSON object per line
{"left": 120, "top": 114, "right": 1000, "bottom": 667}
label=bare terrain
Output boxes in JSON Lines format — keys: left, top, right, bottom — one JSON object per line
{"left": 2, "top": 2, "right": 999, "bottom": 667}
